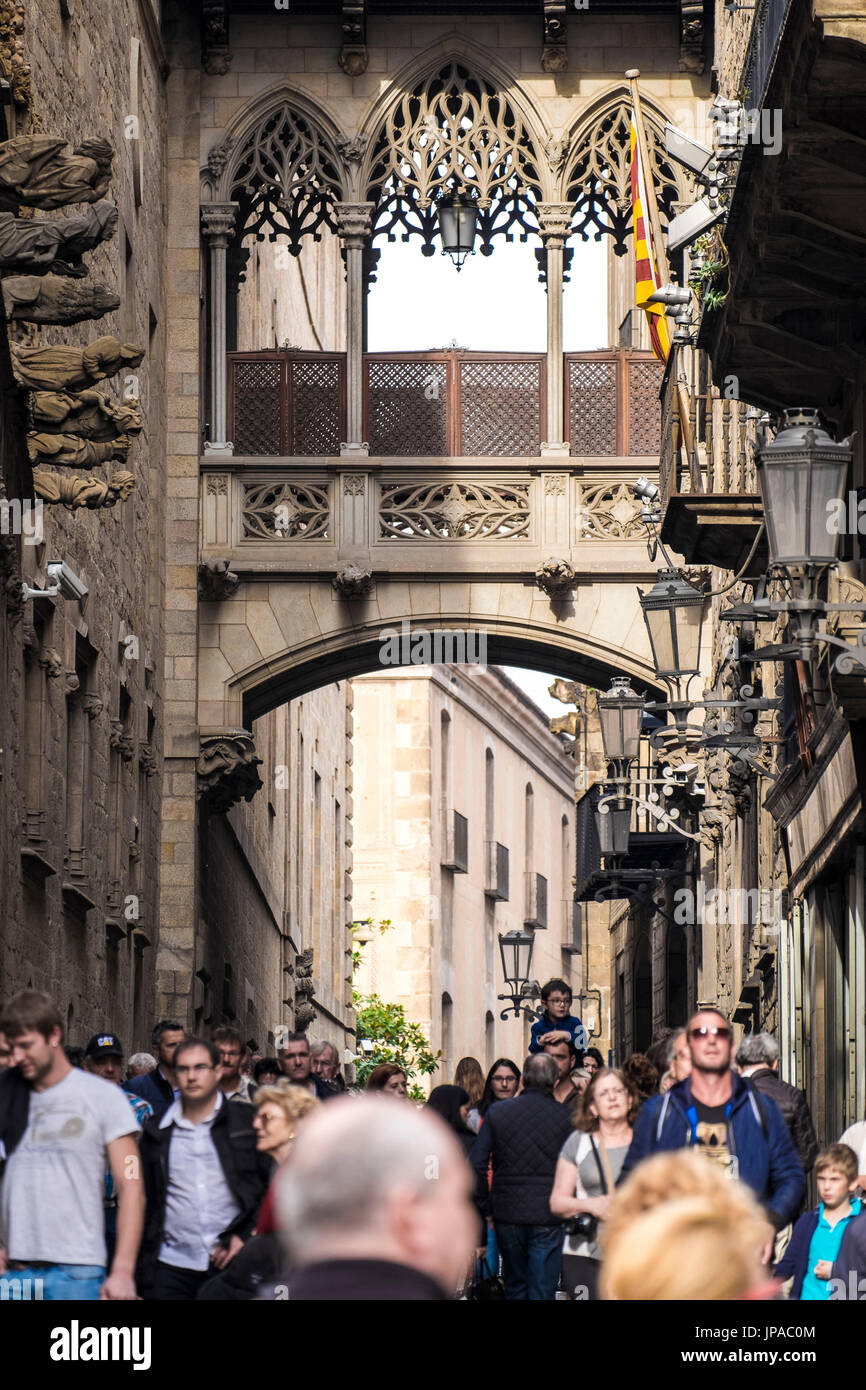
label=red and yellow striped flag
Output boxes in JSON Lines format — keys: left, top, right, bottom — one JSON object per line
{"left": 630, "top": 116, "right": 671, "bottom": 363}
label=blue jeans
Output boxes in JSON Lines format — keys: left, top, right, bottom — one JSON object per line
{"left": 495, "top": 1223, "right": 562, "bottom": 1300}
{"left": 4, "top": 1264, "right": 105, "bottom": 1300}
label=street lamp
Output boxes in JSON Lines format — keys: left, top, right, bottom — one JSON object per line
{"left": 756, "top": 408, "right": 851, "bottom": 571}
{"left": 639, "top": 569, "right": 705, "bottom": 682}
{"left": 497, "top": 928, "right": 535, "bottom": 1018}
{"left": 436, "top": 189, "right": 478, "bottom": 270}
{"left": 597, "top": 676, "right": 644, "bottom": 770}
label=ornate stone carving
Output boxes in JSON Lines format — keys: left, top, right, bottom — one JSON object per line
{"left": 0, "top": 201, "right": 117, "bottom": 276}
{"left": 332, "top": 561, "right": 373, "bottom": 598}
{"left": 205, "top": 134, "right": 235, "bottom": 179}
{"left": 343, "top": 474, "right": 365, "bottom": 495}
{"left": 139, "top": 742, "right": 157, "bottom": 777}
{"left": 110, "top": 719, "right": 135, "bottom": 762}
{"left": 201, "top": 0, "right": 231, "bottom": 76}
{"left": 2, "top": 273, "right": 119, "bottom": 324}
{"left": 5, "top": 570, "right": 25, "bottom": 623}
{"left": 10, "top": 336, "right": 144, "bottom": 392}
{"left": 293, "top": 947, "right": 317, "bottom": 1032}
{"left": 379, "top": 480, "right": 530, "bottom": 542}
{"left": 32, "top": 467, "right": 135, "bottom": 509}
{"left": 200, "top": 202, "right": 237, "bottom": 248}
{"left": 544, "top": 474, "right": 567, "bottom": 496}
{"left": 535, "top": 557, "right": 577, "bottom": 598}
{"left": 62, "top": 669, "right": 80, "bottom": 694}
{"left": 336, "top": 133, "right": 365, "bottom": 166}
{"left": 333, "top": 201, "right": 374, "bottom": 249}
{"left": 576, "top": 483, "right": 644, "bottom": 540}
{"left": 197, "top": 557, "right": 240, "bottom": 601}
{"left": 197, "top": 730, "right": 264, "bottom": 813}
{"left": 82, "top": 693, "right": 103, "bottom": 720}
{"left": 679, "top": 0, "right": 706, "bottom": 75}
{"left": 27, "top": 431, "right": 131, "bottom": 468}
{"left": 29, "top": 388, "right": 143, "bottom": 441}
{"left": 339, "top": 1, "right": 368, "bottom": 77}
{"left": 549, "top": 677, "right": 583, "bottom": 707}
{"left": 37, "top": 646, "right": 63, "bottom": 679}
{"left": 536, "top": 202, "right": 574, "bottom": 250}
{"left": 541, "top": 1, "right": 568, "bottom": 73}
{"left": 206, "top": 474, "right": 228, "bottom": 495}
{"left": 0, "top": 136, "right": 114, "bottom": 212}
{"left": 242, "top": 481, "right": 330, "bottom": 541}
{"left": 0, "top": 1, "right": 33, "bottom": 112}
{"left": 543, "top": 135, "right": 568, "bottom": 172}
{"left": 565, "top": 100, "right": 679, "bottom": 256}
{"left": 229, "top": 103, "right": 342, "bottom": 255}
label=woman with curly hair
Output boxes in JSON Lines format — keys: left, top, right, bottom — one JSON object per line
{"left": 549, "top": 1068, "right": 641, "bottom": 1300}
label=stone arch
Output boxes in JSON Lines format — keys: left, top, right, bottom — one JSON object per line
{"left": 560, "top": 86, "right": 685, "bottom": 255}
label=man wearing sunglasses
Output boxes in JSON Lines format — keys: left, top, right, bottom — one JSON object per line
{"left": 619, "top": 1008, "right": 805, "bottom": 1242}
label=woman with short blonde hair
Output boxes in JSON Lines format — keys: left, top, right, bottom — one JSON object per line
{"left": 253, "top": 1081, "right": 319, "bottom": 1164}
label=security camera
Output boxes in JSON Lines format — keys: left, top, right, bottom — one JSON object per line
{"left": 667, "top": 197, "right": 725, "bottom": 253}
{"left": 646, "top": 284, "right": 692, "bottom": 308}
{"left": 46, "top": 561, "right": 88, "bottom": 603}
{"left": 633, "top": 476, "right": 660, "bottom": 502}
{"left": 709, "top": 96, "right": 742, "bottom": 119}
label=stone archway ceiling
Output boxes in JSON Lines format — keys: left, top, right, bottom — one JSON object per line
{"left": 228, "top": 103, "right": 343, "bottom": 255}
{"left": 564, "top": 101, "right": 679, "bottom": 257}
{"left": 365, "top": 60, "right": 543, "bottom": 253}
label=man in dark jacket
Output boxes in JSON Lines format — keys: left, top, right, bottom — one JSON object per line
{"left": 137, "top": 1037, "right": 272, "bottom": 1299}
{"left": 620, "top": 1008, "right": 805, "bottom": 1242}
{"left": 736, "top": 1032, "right": 819, "bottom": 1178}
{"left": 124, "top": 1018, "right": 185, "bottom": 1120}
{"left": 469, "top": 1052, "right": 572, "bottom": 1300}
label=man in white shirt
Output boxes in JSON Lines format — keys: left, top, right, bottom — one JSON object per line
{"left": 138, "top": 1037, "right": 271, "bottom": 1299}
{"left": 0, "top": 990, "right": 143, "bottom": 1301}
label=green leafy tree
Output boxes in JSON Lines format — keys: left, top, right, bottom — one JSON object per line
{"left": 349, "top": 918, "right": 440, "bottom": 1101}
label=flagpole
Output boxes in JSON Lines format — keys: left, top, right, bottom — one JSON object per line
{"left": 626, "top": 68, "right": 701, "bottom": 495}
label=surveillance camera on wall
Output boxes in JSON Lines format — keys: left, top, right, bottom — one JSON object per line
{"left": 46, "top": 561, "right": 88, "bottom": 603}
{"left": 667, "top": 197, "right": 725, "bottom": 253}
{"left": 633, "top": 476, "right": 660, "bottom": 502}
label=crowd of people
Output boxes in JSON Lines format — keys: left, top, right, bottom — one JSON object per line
{"left": 1, "top": 977, "right": 865, "bottom": 1302}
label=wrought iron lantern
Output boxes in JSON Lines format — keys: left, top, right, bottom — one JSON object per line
{"left": 436, "top": 189, "right": 478, "bottom": 270}
{"left": 597, "top": 676, "right": 644, "bottom": 768}
{"left": 639, "top": 569, "right": 706, "bottom": 683}
{"left": 497, "top": 928, "right": 534, "bottom": 1018}
{"left": 595, "top": 799, "right": 631, "bottom": 860}
{"left": 756, "top": 408, "right": 851, "bottom": 570}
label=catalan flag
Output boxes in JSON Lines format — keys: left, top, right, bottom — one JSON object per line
{"left": 630, "top": 116, "right": 671, "bottom": 362}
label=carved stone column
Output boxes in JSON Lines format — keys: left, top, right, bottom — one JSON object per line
{"left": 201, "top": 203, "right": 238, "bottom": 456}
{"left": 537, "top": 204, "right": 572, "bottom": 457}
{"left": 335, "top": 202, "right": 375, "bottom": 457}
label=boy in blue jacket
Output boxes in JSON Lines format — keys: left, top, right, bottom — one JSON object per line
{"left": 528, "top": 979, "right": 589, "bottom": 1055}
{"left": 775, "top": 1144, "right": 862, "bottom": 1299}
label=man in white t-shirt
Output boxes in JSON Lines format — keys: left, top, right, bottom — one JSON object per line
{"left": 0, "top": 990, "right": 144, "bottom": 1300}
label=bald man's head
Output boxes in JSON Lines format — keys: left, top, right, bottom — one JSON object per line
{"left": 277, "top": 1097, "right": 477, "bottom": 1293}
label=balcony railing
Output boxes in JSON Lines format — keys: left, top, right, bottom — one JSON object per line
{"left": 741, "top": 0, "right": 793, "bottom": 107}
{"left": 659, "top": 348, "right": 760, "bottom": 510}
{"left": 226, "top": 348, "right": 662, "bottom": 458}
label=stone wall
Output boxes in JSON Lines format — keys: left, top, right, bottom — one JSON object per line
{"left": 0, "top": 0, "right": 167, "bottom": 1054}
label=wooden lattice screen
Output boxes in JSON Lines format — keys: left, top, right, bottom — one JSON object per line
{"left": 227, "top": 351, "right": 346, "bottom": 455}
{"left": 567, "top": 349, "right": 662, "bottom": 457}
{"left": 459, "top": 357, "right": 543, "bottom": 456}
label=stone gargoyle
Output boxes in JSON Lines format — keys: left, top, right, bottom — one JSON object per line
{"left": 2, "top": 274, "right": 120, "bottom": 325}
{"left": 29, "top": 388, "right": 143, "bottom": 441}
{"left": 0, "top": 136, "right": 114, "bottom": 212}
{"left": 10, "top": 336, "right": 144, "bottom": 392}
{"left": 0, "top": 201, "right": 117, "bottom": 277}
{"left": 26, "top": 432, "right": 131, "bottom": 468}
{"left": 31, "top": 467, "right": 135, "bottom": 509}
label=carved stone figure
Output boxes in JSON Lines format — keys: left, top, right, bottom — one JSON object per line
{"left": 29, "top": 388, "right": 143, "bottom": 440}
{"left": 197, "top": 557, "right": 239, "bottom": 602}
{"left": 27, "top": 431, "right": 131, "bottom": 468}
{"left": 0, "top": 136, "right": 114, "bottom": 211}
{"left": 10, "top": 336, "right": 144, "bottom": 391}
{"left": 0, "top": 201, "right": 117, "bottom": 277}
{"left": 535, "top": 556, "right": 577, "bottom": 598}
{"left": 2, "top": 273, "right": 120, "bottom": 324}
{"left": 197, "top": 730, "right": 263, "bottom": 813}
{"left": 31, "top": 467, "right": 135, "bottom": 509}
{"left": 293, "top": 948, "right": 317, "bottom": 1032}
{"left": 332, "top": 561, "right": 373, "bottom": 598}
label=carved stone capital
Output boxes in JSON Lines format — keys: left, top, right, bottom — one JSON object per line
{"left": 197, "top": 730, "right": 264, "bottom": 812}
{"left": 200, "top": 203, "right": 238, "bottom": 248}
{"left": 198, "top": 557, "right": 239, "bottom": 602}
{"left": 336, "top": 132, "right": 365, "bottom": 166}
{"left": 332, "top": 561, "right": 373, "bottom": 598}
{"left": 535, "top": 202, "right": 573, "bottom": 249}
{"left": 110, "top": 719, "right": 135, "bottom": 762}
{"left": 333, "top": 201, "right": 375, "bottom": 249}
{"left": 536, "top": 557, "right": 577, "bottom": 598}
{"left": 139, "top": 741, "right": 158, "bottom": 777}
